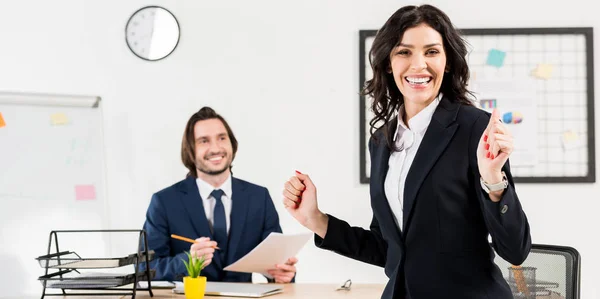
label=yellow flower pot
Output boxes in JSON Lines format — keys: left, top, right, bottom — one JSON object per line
{"left": 183, "top": 276, "right": 207, "bottom": 299}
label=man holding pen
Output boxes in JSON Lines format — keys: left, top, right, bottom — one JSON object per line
{"left": 141, "top": 107, "right": 297, "bottom": 283}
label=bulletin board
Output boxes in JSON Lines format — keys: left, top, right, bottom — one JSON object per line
{"left": 359, "top": 28, "right": 596, "bottom": 184}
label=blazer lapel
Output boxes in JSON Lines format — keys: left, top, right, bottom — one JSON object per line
{"left": 370, "top": 120, "right": 403, "bottom": 245}
{"left": 179, "top": 176, "right": 213, "bottom": 239}
{"left": 225, "top": 177, "right": 249, "bottom": 264}
{"left": 402, "top": 97, "right": 460, "bottom": 233}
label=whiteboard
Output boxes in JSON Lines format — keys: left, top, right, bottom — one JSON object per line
{"left": 0, "top": 92, "right": 109, "bottom": 297}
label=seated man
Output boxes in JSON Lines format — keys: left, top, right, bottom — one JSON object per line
{"left": 141, "top": 107, "right": 297, "bottom": 283}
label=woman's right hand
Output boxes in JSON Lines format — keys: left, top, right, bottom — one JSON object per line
{"left": 282, "top": 171, "right": 328, "bottom": 238}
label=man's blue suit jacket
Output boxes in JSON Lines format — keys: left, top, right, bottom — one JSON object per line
{"left": 141, "top": 175, "right": 283, "bottom": 282}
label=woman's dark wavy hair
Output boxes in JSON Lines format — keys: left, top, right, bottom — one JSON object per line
{"left": 362, "top": 4, "right": 474, "bottom": 150}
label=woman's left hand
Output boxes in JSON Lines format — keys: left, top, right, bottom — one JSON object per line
{"left": 477, "top": 109, "right": 513, "bottom": 199}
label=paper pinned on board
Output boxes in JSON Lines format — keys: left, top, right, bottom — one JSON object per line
{"left": 224, "top": 232, "right": 311, "bottom": 277}
{"left": 561, "top": 130, "right": 583, "bottom": 150}
{"left": 531, "top": 64, "right": 554, "bottom": 80}
{"left": 470, "top": 78, "right": 538, "bottom": 166}
{"left": 486, "top": 48, "right": 506, "bottom": 67}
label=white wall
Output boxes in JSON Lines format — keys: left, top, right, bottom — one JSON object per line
{"left": 0, "top": 0, "right": 598, "bottom": 298}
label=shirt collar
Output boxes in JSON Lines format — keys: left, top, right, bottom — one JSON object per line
{"left": 393, "top": 92, "right": 442, "bottom": 141}
{"left": 196, "top": 174, "right": 233, "bottom": 201}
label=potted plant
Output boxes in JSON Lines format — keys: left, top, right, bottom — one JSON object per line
{"left": 182, "top": 251, "right": 207, "bottom": 299}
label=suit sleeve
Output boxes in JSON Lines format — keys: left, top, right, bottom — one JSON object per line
{"left": 261, "top": 188, "right": 283, "bottom": 239}
{"left": 469, "top": 112, "right": 532, "bottom": 265}
{"left": 141, "top": 193, "right": 188, "bottom": 281}
{"left": 314, "top": 214, "right": 388, "bottom": 267}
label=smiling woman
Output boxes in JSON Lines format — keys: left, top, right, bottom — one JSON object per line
{"left": 388, "top": 23, "right": 447, "bottom": 121}
{"left": 283, "top": 4, "right": 531, "bottom": 299}
{"left": 363, "top": 6, "right": 475, "bottom": 150}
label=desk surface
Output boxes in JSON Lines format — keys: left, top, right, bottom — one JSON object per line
{"left": 8, "top": 284, "right": 564, "bottom": 299}
{"left": 19, "top": 284, "right": 385, "bottom": 299}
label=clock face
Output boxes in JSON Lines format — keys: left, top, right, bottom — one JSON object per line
{"left": 125, "top": 6, "right": 180, "bottom": 61}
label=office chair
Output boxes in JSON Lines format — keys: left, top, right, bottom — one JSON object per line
{"left": 493, "top": 244, "right": 581, "bottom": 299}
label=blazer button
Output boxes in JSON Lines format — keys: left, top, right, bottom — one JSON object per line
{"left": 501, "top": 204, "right": 508, "bottom": 214}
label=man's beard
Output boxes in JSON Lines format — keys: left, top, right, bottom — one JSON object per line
{"left": 195, "top": 155, "right": 231, "bottom": 175}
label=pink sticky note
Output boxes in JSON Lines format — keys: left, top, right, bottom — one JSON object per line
{"left": 75, "top": 185, "right": 96, "bottom": 200}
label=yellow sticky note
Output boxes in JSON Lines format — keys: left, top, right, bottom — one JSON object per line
{"left": 0, "top": 112, "right": 5, "bottom": 128}
{"left": 531, "top": 64, "right": 554, "bottom": 79}
{"left": 562, "top": 130, "right": 582, "bottom": 150}
{"left": 50, "top": 113, "right": 69, "bottom": 125}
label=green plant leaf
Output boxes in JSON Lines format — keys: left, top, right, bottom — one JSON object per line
{"left": 181, "top": 250, "right": 208, "bottom": 278}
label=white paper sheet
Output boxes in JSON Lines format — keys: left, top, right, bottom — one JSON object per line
{"left": 224, "top": 232, "right": 311, "bottom": 277}
{"left": 470, "top": 78, "right": 538, "bottom": 167}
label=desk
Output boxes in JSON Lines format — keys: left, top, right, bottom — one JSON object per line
{"left": 155, "top": 284, "right": 383, "bottom": 299}
{"left": 6, "top": 285, "right": 566, "bottom": 299}
{"left": 14, "top": 284, "right": 385, "bottom": 299}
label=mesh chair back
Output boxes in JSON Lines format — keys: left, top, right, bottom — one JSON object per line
{"left": 493, "top": 244, "right": 580, "bottom": 299}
